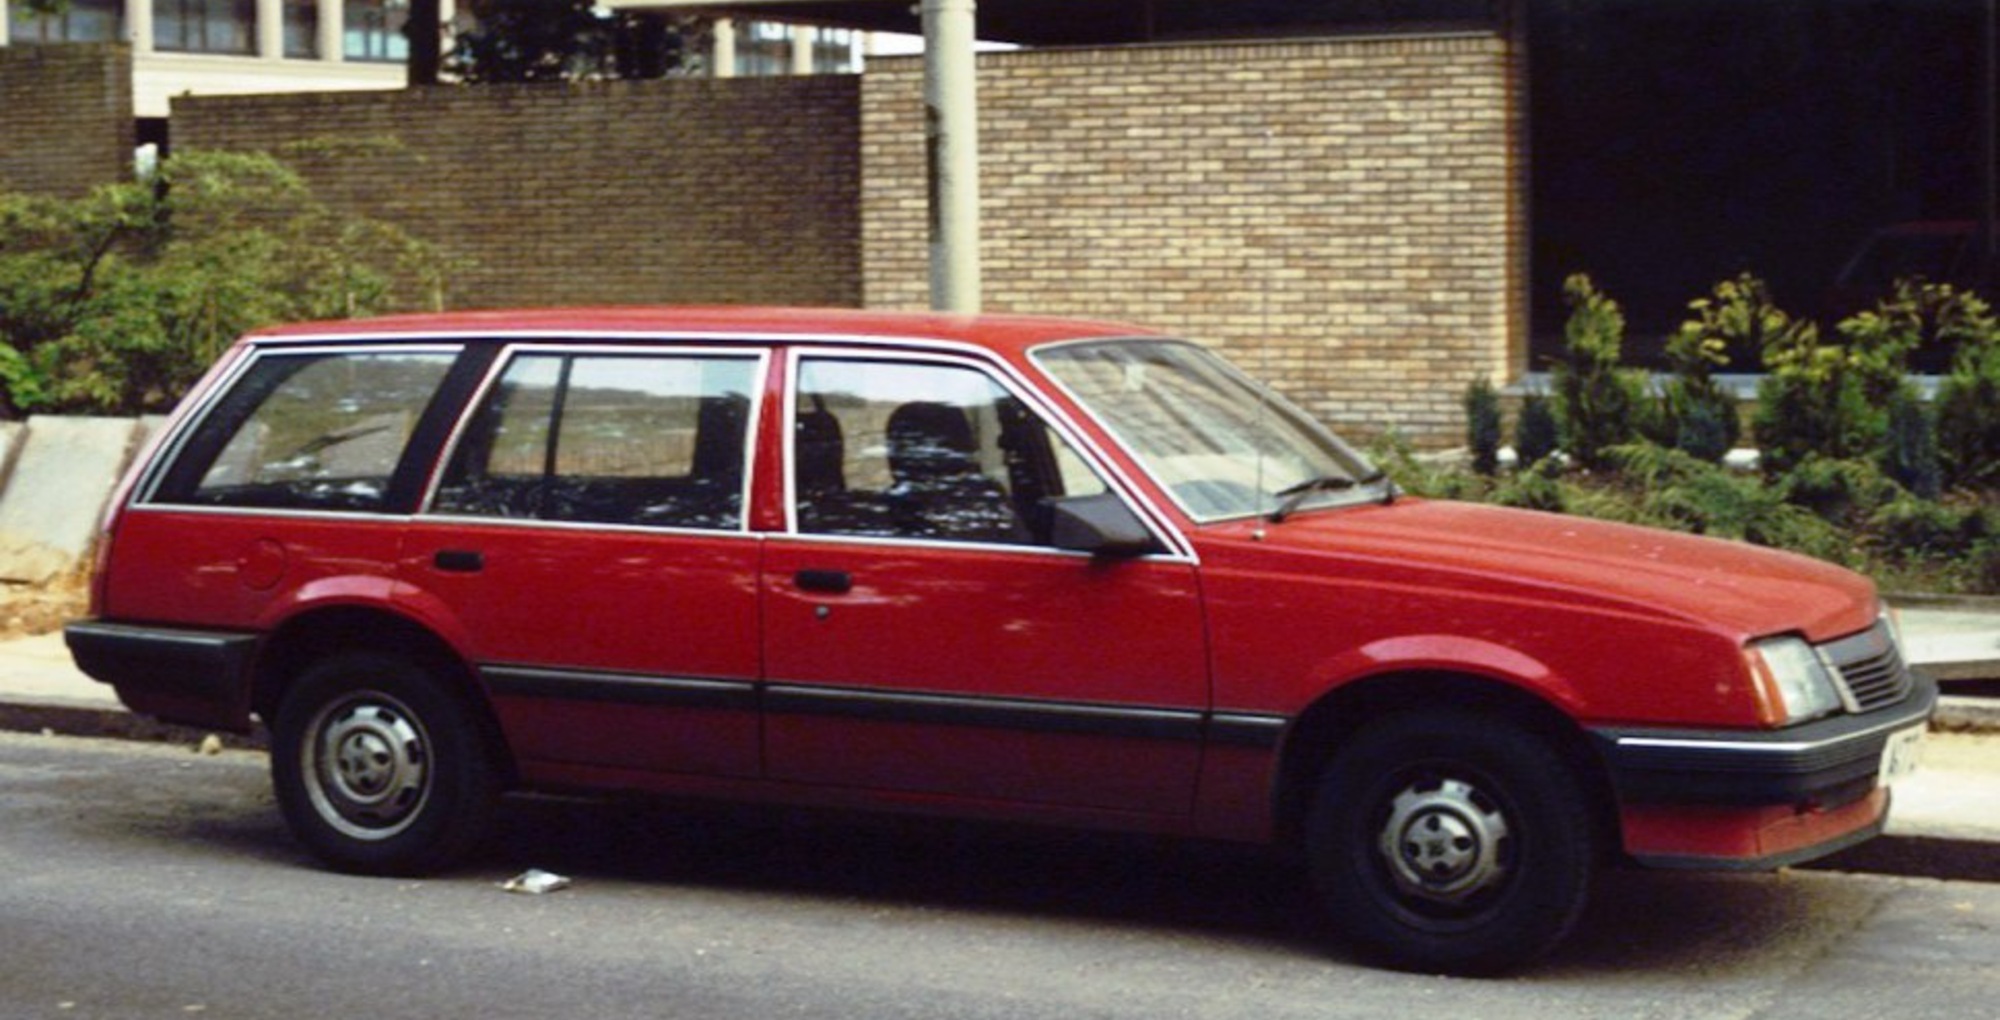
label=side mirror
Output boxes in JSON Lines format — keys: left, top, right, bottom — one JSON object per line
{"left": 1047, "top": 493, "right": 1162, "bottom": 558}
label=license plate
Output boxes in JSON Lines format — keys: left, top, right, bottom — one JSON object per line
{"left": 1878, "top": 724, "right": 1925, "bottom": 788}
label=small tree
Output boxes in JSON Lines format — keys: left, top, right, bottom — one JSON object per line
{"left": 1751, "top": 281, "right": 1869, "bottom": 475}
{"left": 0, "top": 150, "right": 447, "bottom": 417}
{"left": 1464, "top": 375, "right": 1502, "bottom": 476}
{"left": 1550, "top": 275, "right": 1647, "bottom": 472}
{"left": 1660, "top": 275, "right": 1756, "bottom": 461}
{"left": 1932, "top": 288, "right": 2000, "bottom": 489}
{"left": 1515, "top": 391, "right": 1560, "bottom": 467}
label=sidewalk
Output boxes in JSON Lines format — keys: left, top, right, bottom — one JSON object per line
{"left": 1, "top": 607, "right": 1995, "bottom": 882}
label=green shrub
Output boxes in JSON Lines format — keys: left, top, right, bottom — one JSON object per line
{"left": 1881, "top": 386, "right": 1942, "bottom": 500}
{"left": 1932, "top": 289, "right": 2000, "bottom": 489}
{"left": 1550, "top": 275, "right": 1649, "bottom": 472}
{"left": 1745, "top": 278, "right": 1875, "bottom": 475}
{"left": 1869, "top": 493, "right": 1987, "bottom": 558}
{"left": 1515, "top": 391, "right": 1560, "bottom": 467}
{"left": 1493, "top": 459, "right": 1566, "bottom": 512}
{"left": 0, "top": 149, "right": 447, "bottom": 417}
{"left": 1464, "top": 375, "right": 1502, "bottom": 476}
{"left": 1659, "top": 276, "right": 1752, "bottom": 460}
{"left": 1779, "top": 456, "right": 1901, "bottom": 529}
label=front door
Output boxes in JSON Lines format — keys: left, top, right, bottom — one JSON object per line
{"left": 761, "top": 353, "right": 1207, "bottom": 817}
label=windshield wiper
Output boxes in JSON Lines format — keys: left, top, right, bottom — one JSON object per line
{"left": 1268, "top": 470, "right": 1387, "bottom": 523}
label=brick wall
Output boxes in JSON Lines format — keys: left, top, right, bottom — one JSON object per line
{"left": 0, "top": 43, "right": 133, "bottom": 197}
{"left": 862, "top": 36, "right": 1522, "bottom": 444}
{"left": 174, "top": 76, "right": 863, "bottom": 311}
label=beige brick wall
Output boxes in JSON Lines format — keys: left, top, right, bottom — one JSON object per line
{"left": 175, "top": 76, "right": 863, "bottom": 311}
{"left": 863, "top": 36, "right": 1522, "bottom": 444}
{"left": 0, "top": 43, "right": 133, "bottom": 198}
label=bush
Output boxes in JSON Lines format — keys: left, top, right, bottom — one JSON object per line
{"left": 1493, "top": 459, "right": 1565, "bottom": 512}
{"left": 1933, "top": 289, "right": 2000, "bottom": 490}
{"left": 1741, "top": 277, "right": 1874, "bottom": 474}
{"left": 1881, "top": 386, "right": 1942, "bottom": 499}
{"left": 1515, "top": 391, "right": 1560, "bottom": 467}
{"left": 1658, "top": 276, "right": 1752, "bottom": 460}
{"left": 1550, "top": 275, "right": 1650, "bottom": 472}
{"left": 0, "top": 149, "right": 447, "bottom": 417}
{"left": 1463, "top": 376, "right": 1502, "bottom": 476}
{"left": 1870, "top": 493, "right": 1987, "bottom": 558}
{"left": 1779, "top": 456, "right": 1901, "bottom": 529}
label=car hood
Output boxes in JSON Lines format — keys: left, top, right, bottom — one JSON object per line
{"left": 1213, "top": 498, "right": 1877, "bottom": 642}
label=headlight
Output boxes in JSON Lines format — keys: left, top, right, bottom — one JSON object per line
{"left": 1747, "top": 636, "right": 1844, "bottom": 725}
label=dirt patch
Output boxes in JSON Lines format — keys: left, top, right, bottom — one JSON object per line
{"left": 1, "top": 570, "right": 88, "bottom": 640}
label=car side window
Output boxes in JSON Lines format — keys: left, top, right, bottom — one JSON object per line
{"left": 434, "top": 351, "right": 758, "bottom": 530}
{"left": 792, "top": 358, "right": 1108, "bottom": 546}
{"left": 151, "top": 350, "right": 458, "bottom": 513}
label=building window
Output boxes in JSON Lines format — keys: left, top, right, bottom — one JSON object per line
{"left": 154, "top": 0, "right": 257, "bottom": 54}
{"left": 344, "top": 0, "right": 409, "bottom": 62}
{"left": 812, "top": 27, "right": 858, "bottom": 74}
{"left": 8, "top": 0, "right": 121, "bottom": 43}
{"left": 284, "top": 0, "right": 318, "bottom": 58}
{"left": 733, "top": 19, "right": 792, "bottom": 76}
{"left": 1529, "top": 0, "right": 1997, "bottom": 373}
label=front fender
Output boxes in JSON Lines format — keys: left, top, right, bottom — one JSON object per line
{"left": 1313, "top": 633, "right": 1586, "bottom": 716}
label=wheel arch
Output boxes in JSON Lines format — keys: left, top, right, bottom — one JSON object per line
{"left": 1270, "top": 671, "right": 1619, "bottom": 856}
{"left": 252, "top": 606, "right": 517, "bottom": 786}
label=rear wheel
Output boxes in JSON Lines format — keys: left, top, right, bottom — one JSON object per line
{"left": 1306, "top": 711, "right": 1597, "bottom": 974}
{"left": 271, "top": 651, "right": 499, "bottom": 876}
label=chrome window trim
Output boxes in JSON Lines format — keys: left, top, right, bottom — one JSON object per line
{"left": 118, "top": 504, "right": 419, "bottom": 525}
{"left": 133, "top": 343, "right": 467, "bottom": 508}
{"left": 249, "top": 327, "right": 1009, "bottom": 363}
{"left": 417, "top": 343, "right": 772, "bottom": 536}
{"left": 779, "top": 345, "right": 1195, "bottom": 563}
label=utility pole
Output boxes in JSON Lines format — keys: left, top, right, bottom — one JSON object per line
{"left": 923, "top": 0, "right": 981, "bottom": 313}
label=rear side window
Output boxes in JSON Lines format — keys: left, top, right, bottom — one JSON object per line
{"left": 150, "top": 349, "right": 459, "bottom": 512}
{"left": 432, "top": 351, "right": 759, "bottom": 531}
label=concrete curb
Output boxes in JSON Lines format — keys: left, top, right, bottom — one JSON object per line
{"left": 1936, "top": 696, "right": 2000, "bottom": 733}
{"left": 0, "top": 700, "right": 266, "bottom": 750}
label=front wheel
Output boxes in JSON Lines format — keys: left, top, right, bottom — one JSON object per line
{"left": 271, "top": 652, "right": 500, "bottom": 876}
{"left": 1305, "top": 711, "right": 1598, "bottom": 974}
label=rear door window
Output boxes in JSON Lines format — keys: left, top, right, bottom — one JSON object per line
{"left": 432, "top": 350, "right": 761, "bottom": 531}
{"left": 149, "top": 348, "right": 460, "bottom": 513}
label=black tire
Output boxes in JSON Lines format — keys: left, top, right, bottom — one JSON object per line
{"left": 271, "top": 651, "right": 500, "bottom": 876}
{"left": 1305, "top": 711, "right": 1597, "bottom": 974}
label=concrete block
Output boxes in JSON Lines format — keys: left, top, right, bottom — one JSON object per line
{"left": 0, "top": 416, "right": 144, "bottom": 584}
{"left": 0, "top": 421, "right": 23, "bottom": 494}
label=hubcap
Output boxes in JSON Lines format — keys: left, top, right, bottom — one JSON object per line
{"left": 1377, "top": 777, "right": 1511, "bottom": 906}
{"left": 303, "top": 693, "right": 431, "bottom": 841}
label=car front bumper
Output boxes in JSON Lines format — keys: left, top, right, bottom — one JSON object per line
{"left": 1590, "top": 672, "right": 1937, "bottom": 869}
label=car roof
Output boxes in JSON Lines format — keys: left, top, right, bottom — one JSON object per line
{"left": 246, "top": 306, "right": 1163, "bottom": 359}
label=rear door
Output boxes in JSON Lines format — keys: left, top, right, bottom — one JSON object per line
{"left": 760, "top": 350, "right": 1208, "bottom": 817}
{"left": 398, "top": 345, "right": 768, "bottom": 782}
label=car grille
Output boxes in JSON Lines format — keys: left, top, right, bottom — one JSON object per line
{"left": 1820, "top": 620, "right": 1915, "bottom": 714}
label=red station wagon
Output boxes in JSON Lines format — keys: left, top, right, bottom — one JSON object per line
{"left": 66, "top": 307, "right": 1935, "bottom": 972}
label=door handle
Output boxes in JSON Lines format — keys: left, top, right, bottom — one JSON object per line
{"left": 434, "top": 549, "right": 485, "bottom": 573}
{"left": 794, "top": 569, "right": 852, "bottom": 594}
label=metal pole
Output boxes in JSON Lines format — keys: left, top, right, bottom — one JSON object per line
{"left": 923, "top": 0, "right": 982, "bottom": 313}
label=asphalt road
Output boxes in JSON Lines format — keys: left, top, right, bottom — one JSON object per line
{"left": 3, "top": 730, "right": 1997, "bottom": 1020}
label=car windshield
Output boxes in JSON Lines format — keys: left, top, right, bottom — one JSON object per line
{"left": 1035, "top": 338, "right": 1383, "bottom": 522}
